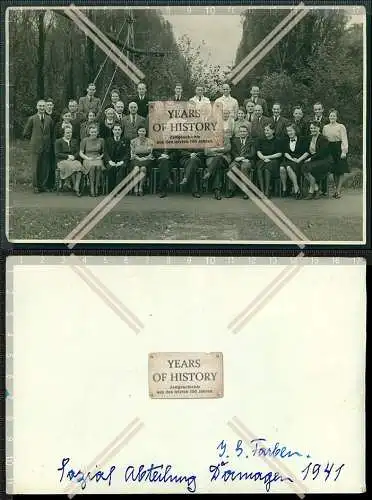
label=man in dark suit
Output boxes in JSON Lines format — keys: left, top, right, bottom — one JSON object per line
{"left": 179, "top": 149, "right": 203, "bottom": 198}
{"left": 171, "top": 83, "right": 184, "bottom": 102}
{"left": 104, "top": 123, "right": 130, "bottom": 192}
{"left": 23, "top": 100, "right": 53, "bottom": 193}
{"left": 311, "top": 102, "right": 327, "bottom": 131}
{"left": 45, "top": 98, "right": 59, "bottom": 190}
{"left": 270, "top": 103, "right": 289, "bottom": 141}
{"left": 227, "top": 123, "right": 256, "bottom": 199}
{"left": 251, "top": 104, "right": 271, "bottom": 141}
{"left": 292, "top": 106, "right": 309, "bottom": 138}
{"left": 78, "top": 83, "right": 101, "bottom": 119}
{"left": 122, "top": 102, "right": 146, "bottom": 141}
{"left": 245, "top": 100, "right": 256, "bottom": 123}
{"left": 243, "top": 86, "right": 268, "bottom": 116}
{"left": 133, "top": 82, "right": 149, "bottom": 118}
{"left": 114, "top": 101, "right": 126, "bottom": 127}
{"left": 302, "top": 121, "right": 332, "bottom": 199}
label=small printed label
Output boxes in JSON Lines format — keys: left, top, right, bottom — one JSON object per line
{"left": 148, "top": 352, "right": 224, "bottom": 399}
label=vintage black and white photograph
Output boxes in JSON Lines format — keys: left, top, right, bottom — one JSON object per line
{"left": 5, "top": 4, "right": 366, "bottom": 244}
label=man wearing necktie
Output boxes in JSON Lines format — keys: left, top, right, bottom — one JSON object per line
{"left": 123, "top": 102, "right": 146, "bottom": 142}
{"left": 23, "top": 100, "right": 53, "bottom": 193}
{"left": 312, "top": 102, "right": 326, "bottom": 130}
{"left": 133, "top": 82, "right": 150, "bottom": 118}
{"left": 104, "top": 123, "right": 130, "bottom": 192}
{"left": 245, "top": 101, "right": 255, "bottom": 123}
{"left": 243, "top": 85, "right": 268, "bottom": 115}
{"left": 173, "top": 83, "right": 183, "bottom": 102}
{"left": 270, "top": 103, "right": 289, "bottom": 141}
{"left": 78, "top": 83, "right": 101, "bottom": 119}
{"left": 227, "top": 124, "right": 256, "bottom": 199}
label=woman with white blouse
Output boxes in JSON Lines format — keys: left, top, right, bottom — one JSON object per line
{"left": 322, "top": 109, "right": 349, "bottom": 199}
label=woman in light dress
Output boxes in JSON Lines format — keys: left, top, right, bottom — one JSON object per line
{"left": 322, "top": 109, "right": 350, "bottom": 199}
{"left": 79, "top": 123, "right": 105, "bottom": 197}
{"left": 130, "top": 126, "right": 154, "bottom": 196}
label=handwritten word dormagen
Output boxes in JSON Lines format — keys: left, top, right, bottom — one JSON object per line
{"left": 57, "top": 458, "right": 116, "bottom": 490}
{"left": 217, "top": 438, "right": 308, "bottom": 460}
{"left": 209, "top": 460, "right": 294, "bottom": 492}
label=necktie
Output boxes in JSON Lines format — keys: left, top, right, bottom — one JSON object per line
{"left": 198, "top": 97, "right": 201, "bottom": 102}
{"left": 131, "top": 115, "right": 135, "bottom": 125}
{"left": 241, "top": 139, "right": 245, "bottom": 152}
{"left": 40, "top": 115, "right": 44, "bottom": 127}
{"left": 290, "top": 138, "right": 296, "bottom": 142}
{"left": 248, "top": 114, "right": 251, "bottom": 122}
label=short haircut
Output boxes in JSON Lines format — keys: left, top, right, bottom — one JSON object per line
{"left": 313, "top": 102, "right": 323, "bottom": 108}
{"left": 137, "top": 125, "right": 147, "bottom": 133}
{"left": 45, "top": 98, "right": 54, "bottom": 103}
{"left": 88, "top": 123, "right": 98, "bottom": 131}
{"left": 111, "top": 88, "right": 120, "bottom": 95}
{"left": 112, "top": 122, "right": 122, "bottom": 129}
{"left": 138, "top": 81, "right": 146, "bottom": 88}
{"left": 272, "top": 102, "right": 281, "bottom": 108}
{"left": 68, "top": 99, "right": 77, "bottom": 105}
{"left": 293, "top": 105, "right": 302, "bottom": 112}
{"left": 286, "top": 123, "right": 298, "bottom": 133}
{"left": 63, "top": 123, "right": 73, "bottom": 129}
{"left": 105, "top": 107, "right": 115, "bottom": 115}
{"left": 128, "top": 101, "right": 138, "bottom": 108}
{"left": 88, "top": 83, "right": 96, "bottom": 88}
{"left": 239, "top": 124, "right": 249, "bottom": 131}
{"left": 264, "top": 123, "right": 275, "bottom": 132}
{"left": 251, "top": 85, "right": 259, "bottom": 90}
{"left": 237, "top": 107, "right": 246, "bottom": 114}
{"left": 309, "top": 120, "right": 321, "bottom": 129}
{"left": 62, "top": 108, "right": 70, "bottom": 115}
{"left": 329, "top": 108, "right": 338, "bottom": 116}
{"left": 175, "top": 83, "right": 183, "bottom": 87}
{"left": 37, "top": 99, "right": 46, "bottom": 105}
{"left": 115, "top": 100, "right": 125, "bottom": 107}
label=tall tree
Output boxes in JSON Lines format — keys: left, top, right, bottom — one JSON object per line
{"left": 36, "top": 11, "right": 46, "bottom": 99}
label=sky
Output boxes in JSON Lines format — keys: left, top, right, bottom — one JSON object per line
{"left": 162, "top": 8, "right": 364, "bottom": 68}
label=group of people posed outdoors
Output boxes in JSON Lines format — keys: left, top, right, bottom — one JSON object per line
{"left": 22, "top": 81, "right": 350, "bottom": 200}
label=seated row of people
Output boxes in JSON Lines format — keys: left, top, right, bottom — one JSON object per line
{"left": 54, "top": 109, "right": 348, "bottom": 200}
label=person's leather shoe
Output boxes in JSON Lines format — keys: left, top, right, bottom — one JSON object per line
{"left": 192, "top": 192, "right": 201, "bottom": 198}
{"left": 214, "top": 189, "right": 221, "bottom": 200}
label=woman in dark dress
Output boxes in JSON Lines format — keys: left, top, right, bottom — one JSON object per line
{"left": 280, "top": 123, "right": 309, "bottom": 198}
{"left": 256, "top": 123, "right": 282, "bottom": 198}
{"left": 99, "top": 107, "right": 116, "bottom": 139}
{"left": 302, "top": 121, "right": 332, "bottom": 200}
{"left": 322, "top": 109, "right": 350, "bottom": 199}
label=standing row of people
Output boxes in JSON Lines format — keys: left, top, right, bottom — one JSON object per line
{"left": 22, "top": 81, "right": 350, "bottom": 198}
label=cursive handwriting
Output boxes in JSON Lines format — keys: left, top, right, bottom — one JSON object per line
{"left": 217, "top": 438, "right": 309, "bottom": 460}
{"left": 57, "top": 458, "right": 116, "bottom": 490}
{"left": 209, "top": 460, "right": 294, "bottom": 492}
{"left": 125, "top": 463, "right": 197, "bottom": 493}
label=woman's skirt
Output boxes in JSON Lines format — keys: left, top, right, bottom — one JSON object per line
{"left": 82, "top": 158, "right": 104, "bottom": 175}
{"left": 302, "top": 158, "right": 331, "bottom": 181}
{"left": 282, "top": 159, "right": 302, "bottom": 178}
{"left": 57, "top": 160, "right": 83, "bottom": 180}
{"left": 256, "top": 159, "right": 280, "bottom": 178}
{"left": 131, "top": 158, "right": 154, "bottom": 173}
{"left": 328, "top": 141, "right": 350, "bottom": 175}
